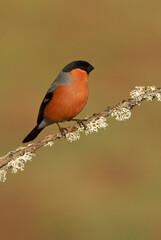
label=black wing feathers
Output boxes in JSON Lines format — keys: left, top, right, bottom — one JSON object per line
{"left": 37, "top": 92, "right": 53, "bottom": 124}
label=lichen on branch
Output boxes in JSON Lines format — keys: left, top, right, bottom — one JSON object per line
{"left": 0, "top": 86, "right": 161, "bottom": 182}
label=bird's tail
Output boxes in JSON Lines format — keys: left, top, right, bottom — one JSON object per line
{"left": 22, "top": 125, "right": 44, "bottom": 143}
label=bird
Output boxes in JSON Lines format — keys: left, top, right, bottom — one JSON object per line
{"left": 22, "top": 60, "right": 94, "bottom": 143}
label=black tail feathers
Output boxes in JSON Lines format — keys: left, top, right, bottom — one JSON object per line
{"left": 23, "top": 125, "right": 44, "bottom": 143}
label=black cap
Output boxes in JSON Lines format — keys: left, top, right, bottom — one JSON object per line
{"left": 63, "top": 60, "right": 94, "bottom": 75}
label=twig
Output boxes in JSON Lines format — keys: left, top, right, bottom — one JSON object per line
{"left": 0, "top": 86, "right": 161, "bottom": 182}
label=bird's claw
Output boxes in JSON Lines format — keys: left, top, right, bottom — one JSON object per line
{"left": 76, "top": 119, "right": 87, "bottom": 129}
{"left": 59, "top": 127, "right": 68, "bottom": 137}
{"left": 69, "top": 119, "right": 87, "bottom": 130}
{"left": 56, "top": 123, "right": 68, "bottom": 137}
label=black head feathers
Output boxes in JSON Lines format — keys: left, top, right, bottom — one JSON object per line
{"left": 63, "top": 60, "right": 94, "bottom": 75}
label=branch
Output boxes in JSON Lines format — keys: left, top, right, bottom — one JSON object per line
{"left": 0, "top": 86, "right": 161, "bottom": 182}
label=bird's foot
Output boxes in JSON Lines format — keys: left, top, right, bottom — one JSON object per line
{"left": 69, "top": 118, "right": 87, "bottom": 130}
{"left": 60, "top": 127, "right": 68, "bottom": 137}
{"left": 57, "top": 123, "right": 68, "bottom": 137}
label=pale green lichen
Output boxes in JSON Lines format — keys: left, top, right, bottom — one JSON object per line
{"left": 66, "top": 126, "right": 84, "bottom": 142}
{"left": 0, "top": 148, "right": 34, "bottom": 182}
{"left": 7, "top": 151, "right": 33, "bottom": 173}
{"left": 145, "top": 86, "right": 157, "bottom": 101}
{"left": 44, "top": 141, "right": 54, "bottom": 147}
{"left": 156, "top": 92, "right": 161, "bottom": 101}
{"left": 85, "top": 116, "right": 108, "bottom": 135}
{"left": 0, "top": 169, "right": 7, "bottom": 182}
{"left": 66, "top": 117, "right": 108, "bottom": 141}
{"left": 111, "top": 107, "right": 131, "bottom": 121}
{"left": 66, "top": 130, "right": 80, "bottom": 142}
{"left": 130, "top": 86, "right": 158, "bottom": 102}
{"left": 130, "top": 86, "right": 146, "bottom": 102}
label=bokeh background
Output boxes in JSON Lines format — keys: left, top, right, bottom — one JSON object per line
{"left": 1, "top": 1, "right": 161, "bottom": 239}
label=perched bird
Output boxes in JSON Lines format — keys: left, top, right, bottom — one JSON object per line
{"left": 23, "top": 60, "right": 94, "bottom": 143}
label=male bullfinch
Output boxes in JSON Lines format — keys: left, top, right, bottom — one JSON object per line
{"left": 23, "top": 60, "right": 94, "bottom": 143}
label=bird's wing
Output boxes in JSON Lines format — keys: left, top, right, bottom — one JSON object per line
{"left": 37, "top": 71, "right": 70, "bottom": 124}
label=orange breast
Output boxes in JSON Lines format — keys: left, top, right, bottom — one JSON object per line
{"left": 44, "top": 69, "right": 88, "bottom": 122}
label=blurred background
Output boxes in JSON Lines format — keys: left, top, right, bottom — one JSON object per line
{"left": 0, "top": 0, "right": 161, "bottom": 239}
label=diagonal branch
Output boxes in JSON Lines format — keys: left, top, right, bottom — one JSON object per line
{"left": 0, "top": 86, "right": 161, "bottom": 182}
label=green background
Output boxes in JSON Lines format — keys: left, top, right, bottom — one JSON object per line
{"left": 0, "top": 1, "right": 161, "bottom": 239}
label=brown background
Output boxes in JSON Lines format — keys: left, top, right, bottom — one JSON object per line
{"left": 0, "top": 1, "right": 161, "bottom": 239}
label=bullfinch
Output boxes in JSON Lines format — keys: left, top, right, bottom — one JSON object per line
{"left": 23, "top": 60, "right": 94, "bottom": 143}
